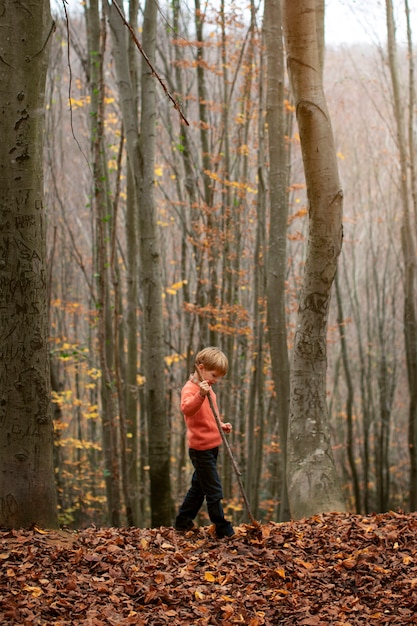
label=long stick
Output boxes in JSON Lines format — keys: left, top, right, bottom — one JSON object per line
{"left": 196, "top": 369, "right": 258, "bottom": 526}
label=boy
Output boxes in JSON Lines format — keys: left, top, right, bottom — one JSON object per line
{"left": 175, "top": 347, "right": 234, "bottom": 539}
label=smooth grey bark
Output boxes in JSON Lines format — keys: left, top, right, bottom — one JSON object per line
{"left": 0, "top": 0, "right": 58, "bottom": 528}
{"left": 283, "top": 0, "right": 346, "bottom": 519}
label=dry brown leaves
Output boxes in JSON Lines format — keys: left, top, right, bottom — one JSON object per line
{"left": 1, "top": 511, "right": 417, "bottom": 625}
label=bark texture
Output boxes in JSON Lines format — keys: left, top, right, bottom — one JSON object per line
{"left": 283, "top": 0, "right": 346, "bottom": 519}
{"left": 138, "top": 0, "right": 172, "bottom": 526}
{"left": 0, "top": 0, "right": 58, "bottom": 528}
{"left": 264, "top": 0, "right": 291, "bottom": 522}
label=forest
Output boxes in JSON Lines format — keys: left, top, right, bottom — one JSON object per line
{"left": 0, "top": 0, "right": 416, "bottom": 533}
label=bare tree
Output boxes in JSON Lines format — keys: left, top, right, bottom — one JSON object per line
{"left": 108, "top": 0, "right": 172, "bottom": 527}
{"left": 385, "top": 0, "right": 417, "bottom": 510}
{"left": 283, "top": 0, "right": 346, "bottom": 518}
{"left": 0, "top": 0, "right": 58, "bottom": 528}
{"left": 86, "top": 0, "right": 122, "bottom": 527}
{"left": 138, "top": 0, "right": 173, "bottom": 526}
{"left": 264, "top": 0, "right": 291, "bottom": 521}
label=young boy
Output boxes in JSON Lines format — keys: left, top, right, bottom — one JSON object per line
{"left": 175, "top": 347, "right": 235, "bottom": 539}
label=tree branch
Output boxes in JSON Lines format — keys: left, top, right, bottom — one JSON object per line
{"left": 111, "top": 0, "right": 190, "bottom": 126}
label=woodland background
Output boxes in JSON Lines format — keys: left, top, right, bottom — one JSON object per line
{"left": 44, "top": 0, "right": 416, "bottom": 529}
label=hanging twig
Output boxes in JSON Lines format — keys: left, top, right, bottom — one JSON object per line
{"left": 61, "top": 0, "right": 91, "bottom": 171}
{"left": 111, "top": 0, "right": 190, "bottom": 126}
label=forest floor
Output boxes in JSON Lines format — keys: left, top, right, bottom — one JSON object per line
{"left": 1, "top": 511, "right": 416, "bottom": 625}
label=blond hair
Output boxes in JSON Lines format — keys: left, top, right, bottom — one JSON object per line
{"left": 195, "top": 347, "right": 228, "bottom": 376}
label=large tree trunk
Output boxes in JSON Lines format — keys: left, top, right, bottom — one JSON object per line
{"left": 283, "top": 0, "right": 345, "bottom": 519}
{"left": 0, "top": 0, "right": 58, "bottom": 528}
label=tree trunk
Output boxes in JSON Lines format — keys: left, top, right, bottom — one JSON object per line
{"left": 246, "top": 49, "right": 267, "bottom": 518}
{"left": 125, "top": 162, "right": 141, "bottom": 524}
{"left": 0, "top": 0, "right": 58, "bottom": 528}
{"left": 86, "top": 0, "right": 121, "bottom": 526}
{"left": 107, "top": 0, "right": 140, "bottom": 527}
{"left": 283, "top": 0, "right": 346, "bottom": 519}
{"left": 264, "top": 0, "right": 291, "bottom": 522}
{"left": 125, "top": 0, "right": 141, "bottom": 526}
{"left": 109, "top": 0, "right": 172, "bottom": 526}
{"left": 335, "top": 271, "right": 361, "bottom": 513}
{"left": 385, "top": 0, "right": 417, "bottom": 510}
{"left": 194, "top": 0, "right": 216, "bottom": 346}
{"left": 139, "top": 0, "right": 172, "bottom": 527}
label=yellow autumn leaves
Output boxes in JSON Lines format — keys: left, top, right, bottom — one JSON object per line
{"left": 165, "top": 279, "right": 188, "bottom": 296}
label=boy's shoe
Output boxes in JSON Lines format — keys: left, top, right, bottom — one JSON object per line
{"left": 175, "top": 521, "right": 196, "bottom": 533}
{"left": 216, "top": 527, "right": 235, "bottom": 539}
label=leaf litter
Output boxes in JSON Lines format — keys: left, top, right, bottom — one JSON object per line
{"left": 1, "top": 511, "right": 417, "bottom": 625}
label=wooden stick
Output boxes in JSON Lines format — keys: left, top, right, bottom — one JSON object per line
{"left": 195, "top": 368, "right": 259, "bottom": 526}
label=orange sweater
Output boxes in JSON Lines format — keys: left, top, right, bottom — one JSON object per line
{"left": 180, "top": 377, "right": 222, "bottom": 450}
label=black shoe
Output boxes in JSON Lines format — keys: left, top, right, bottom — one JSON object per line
{"left": 216, "top": 527, "right": 235, "bottom": 539}
{"left": 175, "top": 521, "right": 195, "bottom": 533}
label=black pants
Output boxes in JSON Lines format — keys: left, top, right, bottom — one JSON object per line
{"left": 175, "top": 447, "right": 234, "bottom": 538}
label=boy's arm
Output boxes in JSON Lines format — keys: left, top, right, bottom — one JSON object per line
{"left": 181, "top": 385, "right": 205, "bottom": 416}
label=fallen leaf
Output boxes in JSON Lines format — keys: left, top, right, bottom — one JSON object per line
{"left": 23, "top": 584, "right": 43, "bottom": 598}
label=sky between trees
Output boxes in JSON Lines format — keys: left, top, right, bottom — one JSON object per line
{"left": 53, "top": 0, "right": 409, "bottom": 47}
{"left": 326, "top": 0, "right": 408, "bottom": 46}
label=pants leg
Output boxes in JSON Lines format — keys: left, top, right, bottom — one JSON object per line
{"left": 176, "top": 447, "right": 233, "bottom": 538}
{"left": 175, "top": 469, "right": 205, "bottom": 530}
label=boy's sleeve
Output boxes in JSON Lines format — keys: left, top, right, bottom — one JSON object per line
{"left": 181, "top": 385, "right": 205, "bottom": 417}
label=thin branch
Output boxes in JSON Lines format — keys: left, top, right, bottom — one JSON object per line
{"left": 111, "top": 0, "right": 190, "bottom": 126}
{"left": 61, "top": 0, "right": 92, "bottom": 171}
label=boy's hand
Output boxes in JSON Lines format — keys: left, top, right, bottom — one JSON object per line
{"left": 222, "top": 422, "right": 232, "bottom": 434}
{"left": 199, "top": 380, "right": 210, "bottom": 397}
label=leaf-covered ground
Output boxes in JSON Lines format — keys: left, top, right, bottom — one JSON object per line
{"left": 1, "top": 511, "right": 417, "bottom": 625}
